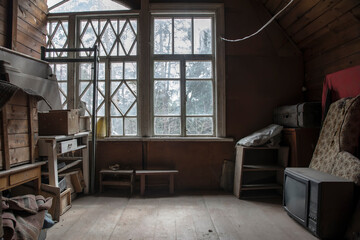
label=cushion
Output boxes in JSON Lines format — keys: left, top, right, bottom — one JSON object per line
{"left": 332, "top": 151, "right": 360, "bottom": 185}
{"left": 236, "top": 124, "right": 283, "bottom": 147}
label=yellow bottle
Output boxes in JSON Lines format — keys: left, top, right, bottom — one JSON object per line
{"left": 96, "top": 117, "right": 106, "bottom": 138}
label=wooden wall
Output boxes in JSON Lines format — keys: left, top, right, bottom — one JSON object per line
{"left": 263, "top": 0, "right": 360, "bottom": 101}
{"left": 96, "top": 0, "right": 304, "bottom": 191}
{"left": 0, "top": 0, "right": 47, "bottom": 59}
{"left": 0, "top": 1, "right": 8, "bottom": 47}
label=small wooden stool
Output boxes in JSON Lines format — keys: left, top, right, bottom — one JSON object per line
{"left": 99, "top": 169, "right": 134, "bottom": 195}
{"left": 135, "top": 170, "right": 179, "bottom": 196}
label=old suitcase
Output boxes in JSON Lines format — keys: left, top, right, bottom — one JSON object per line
{"left": 274, "top": 102, "right": 321, "bottom": 128}
{"left": 38, "top": 109, "right": 79, "bottom": 135}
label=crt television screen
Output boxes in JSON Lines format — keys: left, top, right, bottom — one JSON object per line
{"left": 284, "top": 174, "right": 308, "bottom": 225}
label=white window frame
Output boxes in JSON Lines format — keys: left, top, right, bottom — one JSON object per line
{"left": 146, "top": 4, "right": 225, "bottom": 137}
{"left": 46, "top": 3, "right": 226, "bottom": 138}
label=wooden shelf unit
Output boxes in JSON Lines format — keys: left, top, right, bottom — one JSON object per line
{"left": 233, "top": 146, "right": 289, "bottom": 198}
{"left": 38, "top": 132, "right": 89, "bottom": 194}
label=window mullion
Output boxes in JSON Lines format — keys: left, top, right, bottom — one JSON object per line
{"left": 180, "top": 59, "right": 186, "bottom": 137}
{"left": 68, "top": 15, "right": 76, "bottom": 109}
{"left": 105, "top": 59, "right": 111, "bottom": 137}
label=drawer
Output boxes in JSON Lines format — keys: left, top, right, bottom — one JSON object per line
{"left": 57, "top": 139, "right": 78, "bottom": 154}
{"left": 0, "top": 176, "right": 9, "bottom": 190}
{"left": 10, "top": 168, "right": 39, "bottom": 186}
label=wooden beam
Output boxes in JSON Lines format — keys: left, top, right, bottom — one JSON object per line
{"left": 2, "top": 107, "right": 10, "bottom": 170}
{"left": 7, "top": 0, "right": 18, "bottom": 50}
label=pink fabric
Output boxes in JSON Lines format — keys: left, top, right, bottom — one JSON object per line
{"left": 322, "top": 65, "right": 360, "bottom": 114}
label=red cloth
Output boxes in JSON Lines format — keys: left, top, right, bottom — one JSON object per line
{"left": 322, "top": 65, "right": 360, "bottom": 114}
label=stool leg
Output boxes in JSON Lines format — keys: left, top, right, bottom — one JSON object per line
{"left": 169, "top": 174, "right": 174, "bottom": 194}
{"left": 140, "top": 175, "right": 145, "bottom": 196}
{"left": 100, "top": 174, "right": 103, "bottom": 193}
{"left": 130, "top": 174, "right": 133, "bottom": 196}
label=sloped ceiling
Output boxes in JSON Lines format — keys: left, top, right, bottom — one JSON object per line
{"left": 261, "top": 0, "right": 360, "bottom": 100}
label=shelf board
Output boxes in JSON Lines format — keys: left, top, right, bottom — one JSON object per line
{"left": 101, "top": 180, "right": 132, "bottom": 187}
{"left": 42, "top": 159, "right": 82, "bottom": 176}
{"left": 241, "top": 183, "right": 282, "bottom": 191}
{"left": 57, "top": 145, "right": 87, "bottom": 155}
{"left": 243, "top": 165, "right": 284, "bottom": 172}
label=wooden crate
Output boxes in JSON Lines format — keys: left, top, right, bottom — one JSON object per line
{"left": 79, "top": 116, "right": 91, "bottom": 132}
{"left": 0, "top": 91, "right": 38, "bottom": 170}
{"left": 60, "top": 188, "right": 72, "bottom": 215}
{"left": 38, "top": 109, "right": 79, "bottom": 136}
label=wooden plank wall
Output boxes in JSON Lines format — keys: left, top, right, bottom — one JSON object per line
{"left": 0, "top": 0, "right": 47, "bottom": 59}
{"left": 263, "top": 0, "right": 360, "bottom": 101}
{"left": 0, "top": 0, "right": 8, "bottom": 47}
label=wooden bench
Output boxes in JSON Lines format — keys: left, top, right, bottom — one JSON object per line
{"left": 99, "top": 170, "right": 134, "bottom": 195}
{"left": 135, "top": 170, "right": 179, "bottom": 196}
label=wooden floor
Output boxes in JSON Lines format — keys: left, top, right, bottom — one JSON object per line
{"left": 47, "top": 192, "right": 317, "bottom": 240}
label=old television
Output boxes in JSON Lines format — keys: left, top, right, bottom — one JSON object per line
{"left": 283, "top": 168, "right": 354, "bottom": 239}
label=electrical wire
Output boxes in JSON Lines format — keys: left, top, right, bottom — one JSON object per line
{"left": 221, "top": 0, "right": 294, "bottom": 42}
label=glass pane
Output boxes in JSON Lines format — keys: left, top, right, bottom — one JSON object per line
{"left": 174, "top": 18, "right": 192, "bottom": 54}
{"left": 52, "top": 24, "right": 67, "bottom": 49}
{"left": 120, "top": 22, "right": 136, "bottom": 55}
{"left": 59, "top": 91, "right": 66, "bottom": 105}
{"left": 111, "top": 62, "right": 123, "bottom": 80}
{"left": 129, "top": 42, "right": 137, "bottom": 56}
{"left": 154, "top": 80, "right": 180, "bottom": 116}
{"left": 154, "top": 18, "right": 172, "bottom": 54}
{"left": 101, "top": 22, "right": 116, "bottom": 55}
{"left": 81, "top": 22, "right": 97, "bottom": 48}
{"left": 186, "top": 61, "right": 212, "bottom": 79}
{"left": 80, "top": 63, "right": 92, "bottom": 80}
{"left": 97, "top": 103, "right": 105, "bottom": 116}
{"left": 111, "top": 118, "right": 124, "bottom": 136}
{"left": 55, "top": 64, "right": 67, "bottom": 80}
{"left": 154, "top": 61, "right": 180, "bottom": 79}
{"left": 194, "top": 18, "right": 212, "bottom": 54}
{"left": 112, "top": 84, "right": 136, "bottom": 114}
{"left": 58, "top": 82, "right": 67, "bottom": 96}
{"left": 111, "top": 81, "right": 121, "bottom": 95}
{"left": 127, "top": 103, "right": 137, "bottom": 116}
{"left": 126, "top": 81, "right": 137, "bottom": 95}
{"left": 80, "top": 82, "right": 93, "bottom": 114}
{"left": 186, "top": 81, "right": 213, "bottom": 115}
{"left": 98, "top": 81, "right": 105, "bottom": 95}
{"left": 125, "top": 118, "right": 137, "bottom": 135}
{"left": 110, "top": 103, "right": 122, "bottom": 116}
{"left": 50, "top": 0, "right": 129, "bottom": 13}
{"left": 124, "top": 62, "right": 137, "bottom": 79}
{"left": 98, "top": 63, "right": 105, "bottom": 80}
{"left": 186, "top": 117, "right": 213, "bottom": 135}
{"left": 130, "top": 19, "right": 137, "bottom": 34}
{"left": 154, "top": 117, "right": 181, "bottom": 135}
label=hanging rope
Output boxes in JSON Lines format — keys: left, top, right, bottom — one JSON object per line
{"left": 221, "top": 0, "right": 294, "bottom": 42}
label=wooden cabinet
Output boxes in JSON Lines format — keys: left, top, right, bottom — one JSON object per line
{"left": 38, "top": 132, "right": 89, "bottom": 194}
{"left": 282, "top": 128, "right": 320, "bottom": 167}
{"left": 233, "top": 146, "right": 289, "bottom": 198}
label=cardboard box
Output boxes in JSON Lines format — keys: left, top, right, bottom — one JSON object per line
{"left": 39, "top": 109, "right": 79, "bottom": 135}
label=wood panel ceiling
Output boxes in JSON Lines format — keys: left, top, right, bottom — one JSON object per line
{"left": 261, "top": 0, "right": 360, "bottom": 100}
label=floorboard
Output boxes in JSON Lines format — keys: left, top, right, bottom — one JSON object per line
{"left": 47, "top": 193, "right": 317, "bottom": 240}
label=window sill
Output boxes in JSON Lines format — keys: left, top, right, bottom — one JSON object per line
{"left": 95, "top": 137, "right": 234, "bottom": 142}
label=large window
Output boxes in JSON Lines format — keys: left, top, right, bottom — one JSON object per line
{"left": 152, "top": 16, "right": 215, "bottom": 136}
{"left": 47, "top": 3, "right": 225, "bottom": 138}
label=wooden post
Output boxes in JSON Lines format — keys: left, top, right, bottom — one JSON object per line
{"left": 1, "top": 107, "right": 10, "bottom": 170}
{"left": 28, "top": 96, "right": 35, "bottom": 163}
{"left": 140, "top": 174, "right": 145, "bottom": 196}
{"left": 47, "top": 139, "right": 59, "bottom": 187}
